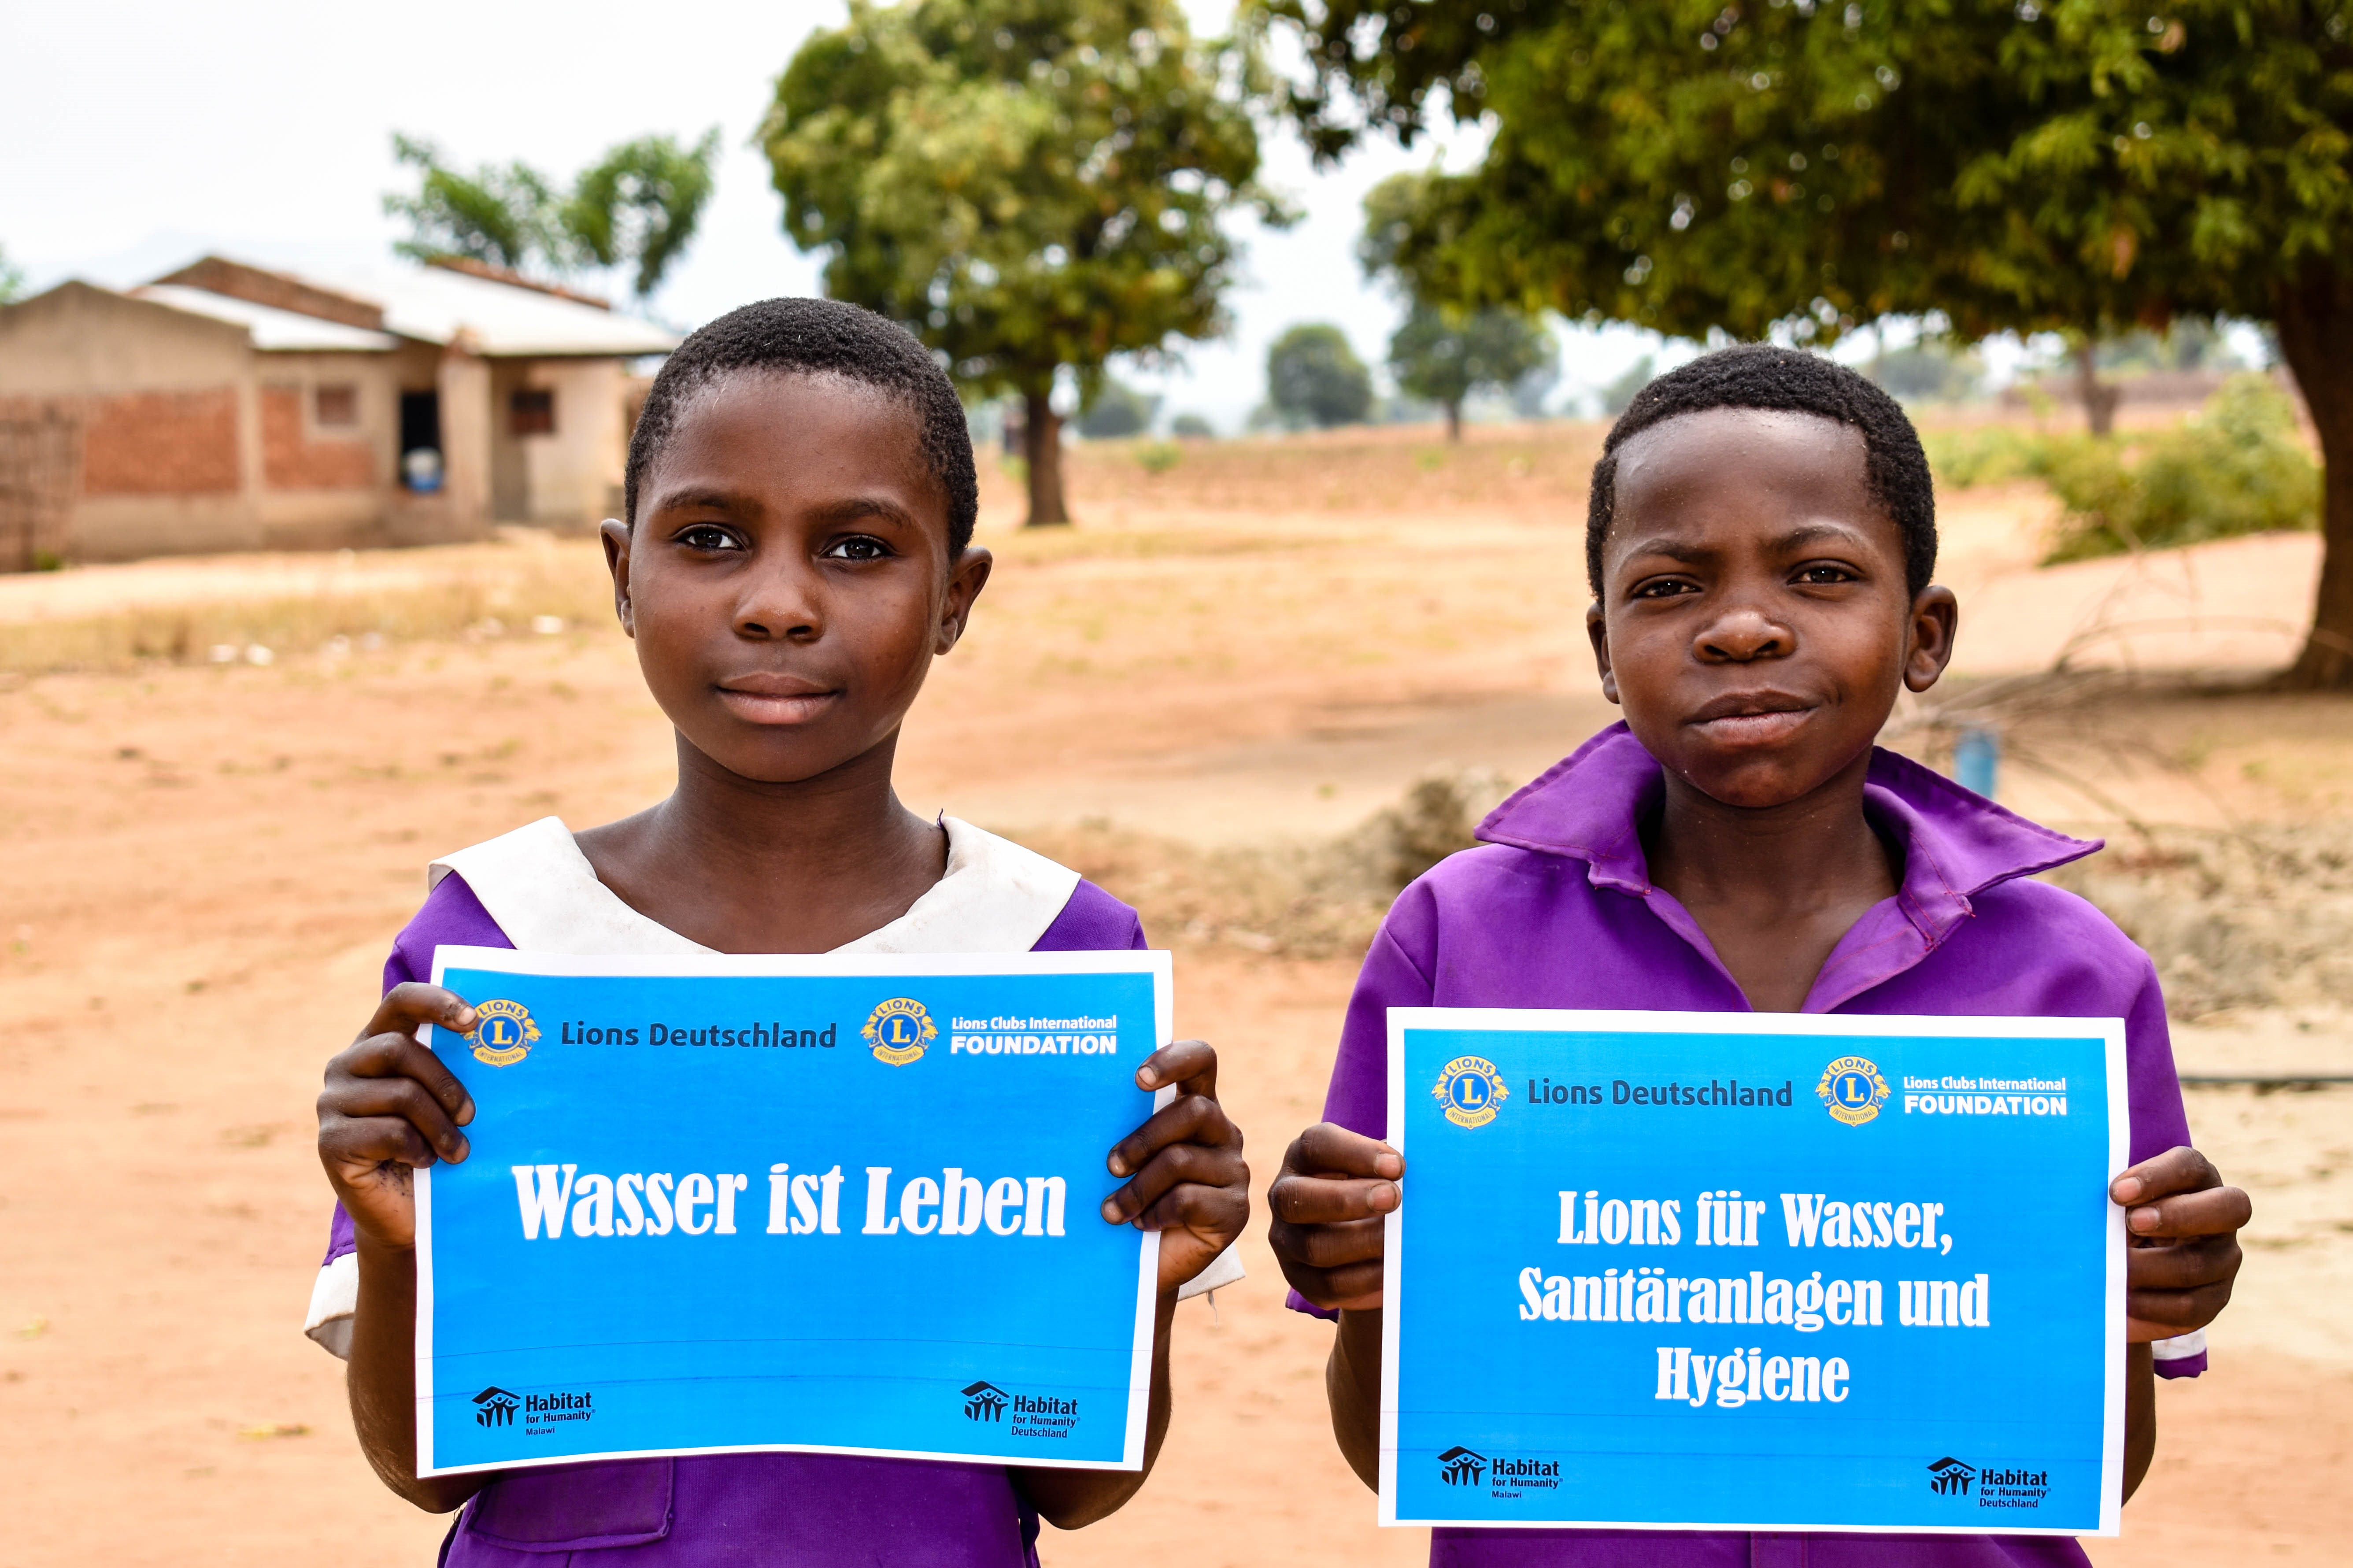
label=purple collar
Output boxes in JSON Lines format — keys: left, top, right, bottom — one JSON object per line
{"left": 1476, "top": 723, "right": 2103, "bottom": 1010}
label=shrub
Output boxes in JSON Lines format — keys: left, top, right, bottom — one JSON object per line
{"left": 2042, "top": 375, "right": 2319, "bottom": 562}
{"left": 1135, "top": 440, "right": 1182, "bottom": 474}
{"left": 1922, "top": 425, "right": 2055, "bottom": 489}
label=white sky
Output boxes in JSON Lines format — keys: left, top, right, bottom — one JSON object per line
{"left": 5, "top": 0, "right": 2113, "bottom": 431}
{"left": 3, "top": 0, "right": 1689, "bottom": 432}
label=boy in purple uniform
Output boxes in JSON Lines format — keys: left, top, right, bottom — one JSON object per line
{"left": 309, "top": 299, "right": 1249, "bottom": 1565}
{"left": 1268, "top": 347, "right": 2249, "bottom": 1566}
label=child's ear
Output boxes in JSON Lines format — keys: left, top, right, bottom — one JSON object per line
{"left": 1585, "top": 601, "right": 1621, "bottom": 706}
{"left": 1903, "top": 585, "right": 1959, "bottom": 693}
{"left": 600, "top": 519, "right": 637, "bottom": 639}
{"left": 936, "top": 546, "right": 994, "bottom": 655}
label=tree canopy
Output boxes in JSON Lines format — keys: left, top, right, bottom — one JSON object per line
{"left": 384, "top": 130, "right": 719, "bottom": 301}
{"left": 1258, "top": 0, "right": 2353, "bottom": 685}
{"left": 1266, "top": 322, "right": 1373, "bottom": 427}
{"left": 762, "top": 0, "right": 1287, "bottom": 524}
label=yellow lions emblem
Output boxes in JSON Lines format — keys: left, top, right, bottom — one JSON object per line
{"left": 466, "top": 998, "right": 540, "bottom": 1068}
{"left": 863, "top": 997, "right": 937, "bottom": 1066}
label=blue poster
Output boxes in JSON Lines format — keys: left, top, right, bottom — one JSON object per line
{"left": 414, "top": 947, "right": 1169, "bottom": 1478}
{"left": 1381, "top": 1008, "right": 2127, "bottom": 1536}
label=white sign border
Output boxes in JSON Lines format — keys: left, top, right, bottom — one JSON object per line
{"left": 1377, "top": 1006, "right": 2129, "bottom": 1537}
{"left": 415, "top": 944, "right": 1172, "bottom": 1479}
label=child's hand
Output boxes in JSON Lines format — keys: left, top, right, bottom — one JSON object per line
{"left": 1268, "top": 1123, "right": 1402, "bottom": 1312}
{"left": 316, "top": 984, "right": 480, "bottom": 1251}
{"left": 2111, "top": 1145, "right": 2250, "bottom": 1342}
{"left": 1098, "top": 1039, "right": 1249, "bottom": 1295}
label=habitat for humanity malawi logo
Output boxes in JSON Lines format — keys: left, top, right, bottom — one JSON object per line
{"left": 466, "top": 1001, "right": 539, "bottom": 1068}
{"left": 864, "top": 998, "right": 936, "bottom": 1065}
{"left": 473, "top": 1387, "right": 520, "bottom": 1427}
{"left": 1816, "top": 1054, "right": 1890, "bottom": 1126}
{"left": 1437, "top": 1446, "right": 1488, "bottom": 1486}
{"left": 1433, "top": 1056, "right": 1509, "bottom": 1128}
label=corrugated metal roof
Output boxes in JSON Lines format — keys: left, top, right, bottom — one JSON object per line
{"left": 283, "top": 262, "right": 680, "bottom": 358}
{"left": 130, "top": 285, "right": 400, "bottom": 352}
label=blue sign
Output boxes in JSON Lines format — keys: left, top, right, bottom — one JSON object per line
{"left": 1380, "top": 1008, "right": 2127, "bottom": 1536}
{"left": 415, "top": 947, "right": 1170, "bottom": 1478}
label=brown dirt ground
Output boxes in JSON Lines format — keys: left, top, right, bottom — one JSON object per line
{"left": 1, "top": 435, "right": 2347, "bottom": 1564}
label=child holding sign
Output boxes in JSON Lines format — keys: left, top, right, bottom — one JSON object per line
{"left": 309, "top": 299, "right": 1249, "bottom": 1563}
{"left": 1269, "top": 347, "right": 2249, "bottom": 1564}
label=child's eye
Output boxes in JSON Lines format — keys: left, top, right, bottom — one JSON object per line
{"left": 676, "top": 524, "right": 743, "bottom": 553}
{"left": 821, "top": 536, "right": 894, "bottom": 562}
{"left": 1794, "top": 563, "right": 1858, "bottom": 584}
{"left": 1630, "top": 578, "right": 1695, "bottom": 600}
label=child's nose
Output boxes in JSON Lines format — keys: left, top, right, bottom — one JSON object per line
{"left": 1695, "top": 608, "right": 1791, "bottom": 662}
{"left": 735, "top": 563, "right": 823, "bottom": 640}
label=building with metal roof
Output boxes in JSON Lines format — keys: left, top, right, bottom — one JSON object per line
{"left": 0, "top": 255, "right": 678, "bottom": 565}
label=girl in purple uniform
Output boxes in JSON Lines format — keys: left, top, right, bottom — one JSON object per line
{"left": 309, "top": 299, "right": 1249, "bottom": 1565}
{"left": 1268, "top": 347, "right": 2250, "bottom": 1567}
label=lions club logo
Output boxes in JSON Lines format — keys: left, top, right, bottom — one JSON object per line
{"left": 863, "top": 997, "right": 937, "bottom": 1066}
{"left": 1817, "top": 1054, "right": 1891, "bottom": 1126}
{"left": 1432, "top": 1055, "right": 1508, "bottom": 1129}
{"left": 466, "top": 999, "right": 540, "bottom": 1068}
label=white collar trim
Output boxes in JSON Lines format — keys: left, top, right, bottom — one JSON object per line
{"left": 429, "top": 816, "right": 1082, "bottom": 957}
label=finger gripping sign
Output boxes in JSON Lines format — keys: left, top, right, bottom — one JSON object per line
{"left": 415, "top": 946, "right": 1171, "bottom": 1478}
{"left": 1380, "top": 1008, "right": 2127, "bottom": 1536}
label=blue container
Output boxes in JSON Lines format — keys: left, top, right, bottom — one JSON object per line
{"left": 1954, "top": 725, "right": 2000, "bottom": 799}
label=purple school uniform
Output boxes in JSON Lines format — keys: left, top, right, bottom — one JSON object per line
{"left": 1290, "top": 723, "right": 2201, "bottom": 1568}
{"left": 324, "top": 866, "right": 1146, "bottom": 1568}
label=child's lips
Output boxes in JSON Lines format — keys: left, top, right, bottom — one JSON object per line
{"left": 1688, "top": 706, "right": 1813, "bottom": 744}
{"left": 715, "top": 677, "right": 840, "bottom": 725}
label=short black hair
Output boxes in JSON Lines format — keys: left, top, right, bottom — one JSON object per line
{"left": 625, "top": 297, "right": 979, "bottom": 555}
{"left": 1586, "top": 344, "right": 1936, "bottom": 599}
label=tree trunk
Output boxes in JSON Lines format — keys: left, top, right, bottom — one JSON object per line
{"left": 1443, "top": 399, "right": 1463, "bottom": 442}
{"left": 2275, "top": 263, "right": 2353, "bottom": 689}
{"left": 2075, "top": 341, "right": 2121, "bottom": 437}
{"left": 1021, "top": 388, "right": 1069, "bottom": 527}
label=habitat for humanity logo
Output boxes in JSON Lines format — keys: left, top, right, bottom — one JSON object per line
{"left": 1926, "top": 1458, "right": 2049, "bottom": 1511}
{"left": 962, "top": 1381, "right": 1008, "bottom": 1422}
{"left": 473, "top": 1387, "right": 520, "bottom": 1427}
{"left": 1438, "top": 1446, "right": 1488, "bottom": 1486}
{"left": 1433, "top": 1056, "right": 1508, "bottom": 1128}
{"left": 467, "top": 1000, "right": 539, "bottom": 1068}
{"left": 1816, "top": 1054, "right": 1890, "bottom": 1126}
{"left": 864, "top": 998, "right": 936, "bottom": 1065}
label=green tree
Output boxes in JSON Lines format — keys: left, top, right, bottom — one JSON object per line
{"left": 1077, "top": 375, "right": 1160, "bottom": 437}
{"left": 762, "top": 0, "right": 1287, "bottom": 526}
{"left": 1362, "top": 170, "right": 1555, "bottom": 438}
{"left": 1266, "top": 322, "right": 1373, "bottom": 428}
{"left": 1384, "top": 303, "right": 1555, "bottom": 440}
{"left": 1259, "top": 0, "right": 2353, "bottom": 683}
{"left": 0, "top": 244, "right": 27, "bottom": 305}
{"left": 385, "top": 130, "right": 718, "bottom": 300}
{"left": 562, "top": 132, "right": 722, "bottom": 300}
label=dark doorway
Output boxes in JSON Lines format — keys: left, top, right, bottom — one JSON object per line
{"left": 399, "top": 391, "right": 441, "bottom": 484}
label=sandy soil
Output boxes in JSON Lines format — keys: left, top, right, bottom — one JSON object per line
{"left": 1, "top": 463, "right": 2347, "bottom": 1564}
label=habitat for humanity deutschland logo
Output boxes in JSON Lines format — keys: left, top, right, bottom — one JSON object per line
{"left": 863, "top": 998, "right": 936, "bottom": 1065}
{"left": 466, "top": 1001, "right": 539, "bottom": 1068}
{"left": 1433, "top": 1056, "right": 1508, "bottom": 1128}
{"left": 1816, "top": 1054, "right": 1890, "bottom": 1126}
{"left": 962, "top": 1381, "right": 1008, "bottom": 1422}
{"left": 473, "top": 1387, "right": 520, "bottom": 1427}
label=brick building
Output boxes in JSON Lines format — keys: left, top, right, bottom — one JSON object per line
{"left": 0, "top": 255, "right": 677, "bottom": 565}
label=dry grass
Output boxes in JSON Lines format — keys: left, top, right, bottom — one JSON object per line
{"left": 0, "top": 541, "right": 617, "bottom": 675}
